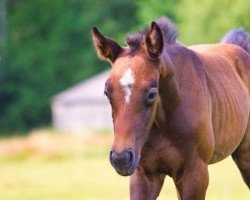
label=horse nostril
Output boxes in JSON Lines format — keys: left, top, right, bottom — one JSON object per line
{"left": 127, "top": 150, "right": 134, "bottom": 164}
{"left": 122, "top": 151, "right": 131, "bottom": 164}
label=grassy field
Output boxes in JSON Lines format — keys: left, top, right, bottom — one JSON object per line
{"left": 0, "top": 130, "right": 249, "bottom": 200}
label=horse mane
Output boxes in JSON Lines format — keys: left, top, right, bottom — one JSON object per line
{"left": 126, "top": 16, "right": 179, "bottom": 51}
{"left": 156, "top": 17, "right": 179, "bottom": 44}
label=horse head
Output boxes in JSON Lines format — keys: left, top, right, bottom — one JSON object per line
{"left": 92, "top": 22, "right": 165, "bottom": 176}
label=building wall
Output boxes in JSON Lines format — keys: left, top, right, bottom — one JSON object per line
{"left": 52, "top": 102, "right": 113, "bottom": 132}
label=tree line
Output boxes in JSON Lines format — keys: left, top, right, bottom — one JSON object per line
{"left": 0, "top": 0, "right": 249, "bottom": 134}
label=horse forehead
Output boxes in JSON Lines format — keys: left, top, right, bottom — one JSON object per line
{"left": 108, "top": 67, "right": 136, "bottom": 91}
{"left": 110, "top": 56, "right": 151, "bottom": 79}
{"left": 119, "top": 68, "right": 134, "bottom": 85}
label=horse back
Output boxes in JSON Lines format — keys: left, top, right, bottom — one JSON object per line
{"left": 190, "top": 43, "right": 250, "bottom": 88}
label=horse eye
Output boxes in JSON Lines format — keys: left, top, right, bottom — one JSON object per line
{"left": 104, "top": 89, "right": 108, "bottom": 97}
{"left": 104, "top": 88, "right": 112, "bottom": 103}
{"left": 146, "top": 88, "right": 157, "bottom": 104}
{"left": 104, "top": 88, "right": 110, "bottom": 98}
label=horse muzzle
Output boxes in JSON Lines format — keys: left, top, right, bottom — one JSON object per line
{"left": 109, "top": 149, "right": 139, "bottom": 176}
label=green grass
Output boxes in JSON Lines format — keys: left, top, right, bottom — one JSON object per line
{"left": 0, "top": 130, "right": 249, "bottom": 200}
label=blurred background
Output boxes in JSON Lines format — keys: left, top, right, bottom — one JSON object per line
{"left": 0, "top": 0, "right": 249, "bottom": 199}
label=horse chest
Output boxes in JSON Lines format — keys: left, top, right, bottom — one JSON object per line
{"left": 140, "top": 135, "right": 183, "bottom": 176}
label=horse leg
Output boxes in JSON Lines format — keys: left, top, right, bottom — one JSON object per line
{"left": 174, "top": 156, "right": 209, "bottom": 200}
{"left": 130, "top": 168, "right": 165, "bottom": 200}
{"left": 231, "top": 121, "right": 250, "bottom": 188}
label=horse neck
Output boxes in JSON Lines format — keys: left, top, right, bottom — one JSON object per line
{"left": 155, "top": 49, "right": 181, "bottom": 130}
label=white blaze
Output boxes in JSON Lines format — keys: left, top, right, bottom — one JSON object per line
{"left": 119, "top": 68, "right": 135, "bottom": 103}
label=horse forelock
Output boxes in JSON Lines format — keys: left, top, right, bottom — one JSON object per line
{"left": 126, "top": 32, "right": 145, "bottom": 53}
{"left": 126, "top": 16, "right": 179, "bottom": 53}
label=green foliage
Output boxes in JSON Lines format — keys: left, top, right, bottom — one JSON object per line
{"left": 177, "top": 0, "right": 250, "bottom": 44}
{"left": 136, "top": 0, "right": 179, "bottom": 25}
{"left": 0, "top": 0, "right": 138, "bottom": 134}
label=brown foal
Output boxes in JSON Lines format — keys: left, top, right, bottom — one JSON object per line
{"left": 92, "top": 17, "right": 250, "bottom": 199}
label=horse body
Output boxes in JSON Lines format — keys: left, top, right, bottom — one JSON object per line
{"left": 92, "top": 17, "right": 250, "bottom": 199}
{"left": 190, "top": 44, "right": 250, "bottom": 163}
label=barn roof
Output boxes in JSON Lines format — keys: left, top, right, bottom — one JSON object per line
{"left": 52, "top": 70, "right": 110, "bottom": 106}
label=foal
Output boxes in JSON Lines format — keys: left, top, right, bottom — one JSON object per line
{"left": 92, "top": 17, "right": 250, "bottom": 199}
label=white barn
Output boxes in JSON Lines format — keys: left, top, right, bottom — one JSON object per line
{"left": 51, "top": 70, "right": 113, "bottom": 132}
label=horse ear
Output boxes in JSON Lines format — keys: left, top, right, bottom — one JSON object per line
{"left": 91, "top": 27, "right": 122, "bottom": 63}
{"left": 145, "top": 22, "right": 164, "bottom": 60}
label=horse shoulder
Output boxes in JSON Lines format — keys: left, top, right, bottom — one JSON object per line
{"left": 164, "top": 45, "right": 210, "bottom": 133}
